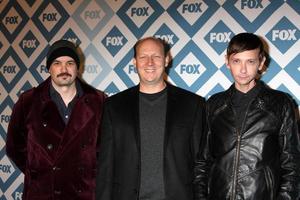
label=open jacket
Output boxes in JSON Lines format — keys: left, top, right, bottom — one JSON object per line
{"left": 6, "top": 77, "right": 105, "bottom": 200}
{"left": 96, "top": 84, "right": 206, "bottom": 200}
{"left": 197, "top": 81, "right": 300, "bottom": 200}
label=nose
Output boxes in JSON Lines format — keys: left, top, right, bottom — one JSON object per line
{"left": 60, "top": 63, "right": 67, "bottom": 72}
{"left": 240, "top": 62, "right": 247, "bottom": 73}
{"left": 147, "top": 57, "right": 154, "bottom": 66}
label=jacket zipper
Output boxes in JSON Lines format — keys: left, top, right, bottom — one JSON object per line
{"left": 230, "top": 131, "right": 241, "bottom": 200}
{"left": 230, "top": 100, "right": 253, "bottom": 200}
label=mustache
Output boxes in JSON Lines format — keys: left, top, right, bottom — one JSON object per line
{"left": 57, "top": 73, "right": 72, "bottom": 77}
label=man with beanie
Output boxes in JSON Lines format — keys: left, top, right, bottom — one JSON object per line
{"left": 6, "top": 40, "right": 105, "bottom": 200}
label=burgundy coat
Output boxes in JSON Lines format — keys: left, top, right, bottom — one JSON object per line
{"left": 6, "top": 78, "right": 105, "bottom": 200}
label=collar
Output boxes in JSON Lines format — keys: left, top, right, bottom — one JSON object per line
{"left": 49, "top": 79, "right": 84, "bottom": 99}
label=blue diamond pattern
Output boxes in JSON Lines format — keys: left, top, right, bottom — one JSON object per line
{"left": 287, "top": 0, "right": 300, "bottom": 15}
{"left": 204, "top": 20, "right": 234, "bottom": 55}
{"left": 16, "top": 81, "right": 34, "bottom": 97}
{"left": 68, "top": 0, "right": 76, "bottom": 5}
{"left": 102, "top": 26, "right": 128, "bottom": 57}
{"left": 73, "top": 0, "right": 113, "bottom": 40}
{"left": 105, "top": 82, "right": 120, "bottom": 96}
{"left": 31, "top": 1, "right": 69, "bottom": 41}
{"left": 0, "top": 1, "right": 29, "bottom": 43}
{"left": 0, "top": 48, "right": 27, "bottom": 92}
{"left": 276, "top": 84, "right": 300, "bottom": 105}
{"left": 25, "top": 0, "right": 35, "bottom": 7}
{"left": 167, "top": 0, "right": 219, "bottom": 37}
{"left": 117, "top": 0, "right": 164, "bottom": 38}
{"left": 206, "top": 83, "right": 228, "bottom": 99}
{"left": 114, "top": 50, "right": 136, "bottom": 88}
{"left": 154, "top": 23, "right": 179, "bottom": 48}
{"left": 19, "top": 31, "right": 40, "bottom": 58}
{"left": 223, "top": 0, "right": 282, "bottom": 32}
{"left": 29, "top": 46, "right": 49, "bottom": 83}
{"left": 61, "top": 29, "right": 82, "bottom": 46}
{"left": 284, "top": 54, "right": 300, "bottom": 85}
{"left": 169, "top": 41, "right": 218, "bottom": 93}
{"left": 11, "top": 183, "right": 24, "bottom": 200}
{"left": 220, "top": 64, "right": 234, "bottom": 83}
{"left": 83, "top": 44, "right": 111, "bottom": 86}
{"left": 265, "top": 17, "right": 300, "bottom": 54}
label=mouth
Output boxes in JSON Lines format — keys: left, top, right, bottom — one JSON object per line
{"left": 57, "top": 73, "right": 72, "bottom": 78}
{"left": 238, "top": 75, "right": 248, "bottom": 79}
{"left": 144, "top": 68, "right": 155, "bottom": 73}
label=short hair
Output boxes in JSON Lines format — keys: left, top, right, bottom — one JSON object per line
{"left": 133, "top": 36, "right": 169, "bottom": 58}
{"left": 227, "top": 33, "right": 265, "bottom": 61}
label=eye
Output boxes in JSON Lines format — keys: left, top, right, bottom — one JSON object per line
{"left": 248, "top": 59, "right": 257, "bottom": 64}
{"left": 138, "top": 55, "right": 146, "bottom": 59}
{"left": 67, "top": 61, "right": 76, "bottom": 66}
{"left": 232, "top": 59, "right": 240, "bottom": 64}
{"left": 152, "top": 55, "right": 163, "bottom": 60}
{"left": 52, "top": 61, "right": 60, "bottom": 65}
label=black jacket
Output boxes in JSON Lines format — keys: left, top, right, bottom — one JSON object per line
{"left": 197, "top": 81, "right": 300, "bottom": 200}
{"left": 96, "top": 84, "right": 206, "bottom": 200}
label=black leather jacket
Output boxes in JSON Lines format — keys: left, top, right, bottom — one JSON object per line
{"left": 196, "top": 81, "right": 300, "bottom": 200}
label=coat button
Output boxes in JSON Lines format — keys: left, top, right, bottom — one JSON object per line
{"left": 47, "top": 144, "right": 53, "bottom": 150}
{"left": 54, "top": 190, "right": 61, "bottom": 195}
{"left": 78, "top": 167, "right": 84, "bottom": 173}
{"left": 53, "top": 166, "right": 61, "bottom": 171}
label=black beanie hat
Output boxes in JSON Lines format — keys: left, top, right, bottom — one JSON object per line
{"left": 46, "top": 40, "right": 80, "bottom": 70}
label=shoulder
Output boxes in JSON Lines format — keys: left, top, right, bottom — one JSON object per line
{"left": 104, "top": 86, "right": 138, "bottom": 107}
{"left": 168, "top": 84, "right": 205, "bottom": 102}
{"left": 17, "top": 86, "right": 38, "bottom": 105}
{"left": 258, "top": 84, "right": 298, "bottom": 125}
{"left": 80, "top": 80, "right": 106, "bottom": 99}
{"left": 260, "top": 85, "right": 296, "bottom": 109}
{"left": 11, "top": 86, "right": 39, "bottom": 115}
{"left": 207, "top": 90, "right": 228, "bottom": 105}
{"left": 20, "top": 87, "right": 35, "bottom": 99}
{"left": 108, "top": 86, "right": 138, "bottom": 100}
{"left": 260, "top": 83, "right": 294, "bottom": 104}
{"left": 206, "top": 89, "right": 231, "bottom": 116}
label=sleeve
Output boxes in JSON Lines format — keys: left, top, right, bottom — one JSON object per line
{"left": 96, "top": 101, "right": 114, "bottom": 200}
{"left": 277, "top": 95, "right": 300, "bottom": 199}
{"left": 194, "top": 100, "right": 212, "bottom": 200}
{"left": 193, "top": 98, "right": 210, "bottom": 200}
{"left": 6, "top": 93, "right": 29, "bottom": 173}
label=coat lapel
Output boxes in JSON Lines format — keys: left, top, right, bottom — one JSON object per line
{"left": 129, "top": 86, "right": 141, "bottom": 150}
{"left": 36, "top": 79, "right": 65, "bottom": 161}
{"left": 164, "top": 85, "right": 177, "bottom": 148}
{"left": 57, "top": 96, "right": 94, "bottom": 155}
{"left": 38, "top": 78, "right": 95, "bottom": 160}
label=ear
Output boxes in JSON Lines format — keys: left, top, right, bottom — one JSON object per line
{"left": 133, "top": 58, "right": 137, "bottom": 66}
{"left": 225, "top": 54, "right": 230, "bottom": 69}
{"left": 258, "top": 56, "right": 266, "bottom": 71}
{"left": 164, "top": 55, "right": 170, "bottom": 67}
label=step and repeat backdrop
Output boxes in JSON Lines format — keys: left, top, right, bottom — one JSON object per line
{"left": 0, "top": 0, "right": 299, "bottom": 199}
